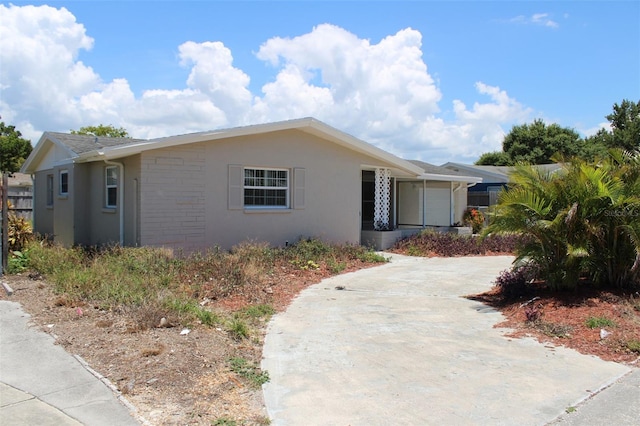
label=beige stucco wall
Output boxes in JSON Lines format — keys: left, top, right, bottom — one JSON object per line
{"left": 33, "top": 157, "right": 141, "bottom": 247}
{"left": 83, "top": 156, "right": 141, "bottom": 246}
{"left": 32, "top": 170, "right": 53, "bottom": 237}
{"left": 52, "top": 164, "right": 75, "bottom": 246}
{"left": 139, "top": 129, "right": 395, "bottom": 252}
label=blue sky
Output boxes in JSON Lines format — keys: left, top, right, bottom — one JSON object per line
{"left": 1, "top": 1, "right": 638, "bottom": 164}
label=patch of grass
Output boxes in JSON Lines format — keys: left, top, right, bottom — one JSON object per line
{"left": 228, "top": 318, "right": 250, "bottom": 340}
{"left": 228, "top": 357, "right": 269, "bottom": 388}
{"left": 164, "top": 298, "right": 221, "bottom": 326}
{"left": 585, "top": 316, "right": 616, "bottom": 329}
{"left": 239, "top": 304, "right": 275, "bottom": 319}
{"left": 625, "top": 339, "right": 640, "bottom": 353}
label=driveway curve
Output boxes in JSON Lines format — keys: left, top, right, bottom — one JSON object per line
{"left": 262, "top": 254, "right": 631, "bottom": 425}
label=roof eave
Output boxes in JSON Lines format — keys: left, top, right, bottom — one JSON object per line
{"left": 420, "top": 173, "right": 483, "bottom": 183}
{"left": 21, "top": 132, "right": 78, "bottom": 174}
{"left": 77, "top": 117, "right": 427, "bottom": 176}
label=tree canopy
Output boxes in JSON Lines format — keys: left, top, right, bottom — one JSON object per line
{"left": 586, "top": 99, "right": 640, "bottom": 152}
{"left": 0, "top": 119, "right": 33, "bottom": 173}
{"left": 475, "top": 99, "right": 639, "bottom": 166}
{"left": 71, "top": 124, "right": 130, "bottom": 138}
{"left": 476, "top": 120, "right": 585, "bottom": 166}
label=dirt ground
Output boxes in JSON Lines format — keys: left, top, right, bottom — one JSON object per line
{"left": 0, "top": 259, "right": 373, "bottom": 425}
{"left": 2, "top": 257, "right": 639, "bottom": 425}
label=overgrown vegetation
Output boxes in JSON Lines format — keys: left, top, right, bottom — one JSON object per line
{"left": 392, "top": 230, "right": 524, "bottom": 257}
{"left": 20, "top": 236, "right": 386, "bottom": 330}
{"left": 483, "top": 150, "right": 640, "bottom": 291}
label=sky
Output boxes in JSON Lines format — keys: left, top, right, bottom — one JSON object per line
{"left": 1, "top": 1, "right": 638, "bottom": 164}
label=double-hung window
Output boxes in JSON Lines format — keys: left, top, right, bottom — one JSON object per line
{"left": 244, "top": 168, "right": 288, "bottom": 208}
{"left": 105, "top": 166, "right": 118, "bottom": 208}
{"left": 59, "top": 170, "right": 68, "bottom": 196}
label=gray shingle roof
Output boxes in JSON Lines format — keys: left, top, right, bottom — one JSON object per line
{"left": 443, "top": 162, "right": 564, "bottom": 179}
{"left": 407, "top": 160, "right": 468, "bottom": 176}
{"left": 47, "top": 132, "right": 143, "bottom": 155}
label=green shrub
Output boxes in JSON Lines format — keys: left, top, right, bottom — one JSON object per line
{"left": 7, "top": 250, "right": 29, "bottom": 273}
{"left": 463, "top": 208, "right": 485, "bottom": 234}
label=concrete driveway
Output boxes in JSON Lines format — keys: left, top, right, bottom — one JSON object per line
{"left": 262, "top": 254, "right": 631, "bottom": 425}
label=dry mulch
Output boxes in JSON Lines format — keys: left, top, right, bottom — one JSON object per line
{"left": 2, "top": 256, "right": 639, "bottom": 425}
{"left": 467, "top": 285, "right": 640, "bottom": 365}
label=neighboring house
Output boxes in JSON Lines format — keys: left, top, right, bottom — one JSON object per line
{"left": 21, "top": 118, "right": 481, "bottom": 251}
{"left": 442, "top": 162, "right": 563, "bottom": 208}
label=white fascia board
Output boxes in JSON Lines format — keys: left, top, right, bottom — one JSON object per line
{"left": 447, "top": 164, "right": 506, "bottom": 182}
{"left": 75, "top": 118, "right": 320, "bottom": 161}
{"left": 21, "top": 132, "right": 78, "bottom": 173}
{"left": 72, "top": 117, "right": 426, "bottom": 177}
{"left": 419, "top": 173, "right": 483, "bottom": 183}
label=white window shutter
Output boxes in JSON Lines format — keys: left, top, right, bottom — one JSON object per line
{"left": 293, "top": 167, "right": 305, "bottom": 209}
{"left": 228, "top": 164, "right": 243, "bottom": 210}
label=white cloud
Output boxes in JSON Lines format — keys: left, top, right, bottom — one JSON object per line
{"left": 509, "top": 13, "right": 559, "bottom": 28}
{"left": 579, "top": 121, "right": 611, "bottom": 138}
{"left": 0, "top": 5, "right": 535, "bottom": 163}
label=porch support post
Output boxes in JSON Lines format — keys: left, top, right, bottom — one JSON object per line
{"left": 374, "top": 168, "right": 391, "bottom": 230}
{"left": 423, "top": 179, "right": 427, "bottom": 227}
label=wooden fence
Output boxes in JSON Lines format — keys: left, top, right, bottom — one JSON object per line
{"left": 6, "top": 189, "right": 33, "bottom": 221}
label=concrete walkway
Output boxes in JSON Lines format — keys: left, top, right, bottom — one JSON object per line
{"left": 0, "top": 300, "right": 140, "bottom": 426}
{"left": 262, "top": 254, "right": 635, "bottom": 425}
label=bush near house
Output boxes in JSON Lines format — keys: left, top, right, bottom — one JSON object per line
{"left": 392, "top": 230, "right": 524, "bottom": 257}
{"left": 482, "top": 150, "right": 640, "bottom": 291}
{"left": 463, "top": 208, "right": 485, "bottom": 234}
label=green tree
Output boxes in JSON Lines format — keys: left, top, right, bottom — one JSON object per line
{"left": 0, "top": 119, "right": 32, "bottom": 173}
{"left": 587, "top": 99, "right": 640, "bottom": 152}
{"left": 475, "top": 151, "right": 510, "bottom": 166}
{"left": 475, "top": 120, "right": 589, "bottom": 166}
{"left": 484, "top": 151, "right": 640, "bottom": 290}
{"left": 71, "top": 124, "right": 130, "bottom": 138}
{"left": 502, "top": 119, "right": 584, "bottom": 165}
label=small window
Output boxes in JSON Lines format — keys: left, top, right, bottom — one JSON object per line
{"left": 243, "top": 168, "right": 288, "bottom": 208}
{"left": 46, "top": 174, "right": 54, "bottom": 206}
{"left": 59, "top": 170, "right": 68, "bottom": 196}
{"left": 105, "top": 166, "right": 118, "bottom": 208}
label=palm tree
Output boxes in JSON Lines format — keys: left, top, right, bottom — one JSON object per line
{"left": 483, "top": 150, "right": 640, "bottom": 290}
